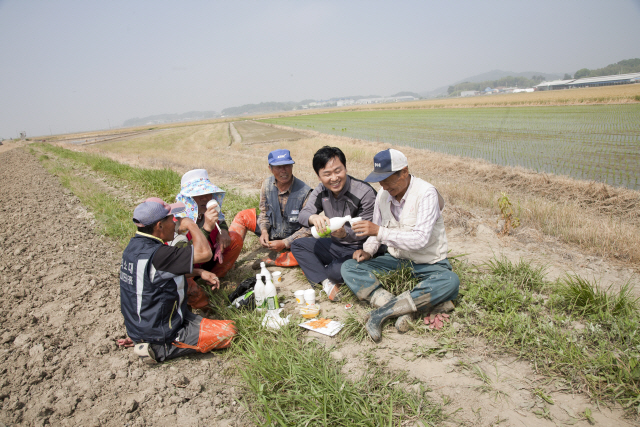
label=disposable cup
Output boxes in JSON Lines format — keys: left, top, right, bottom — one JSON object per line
{"left": 304, "top": 289, "right": 316, "bottom": 306}
{"left": 294, "top": 290, "right": 305, "bottom": 306}
{"left": 272, "top": 271, "right": 282, "bottom": 282}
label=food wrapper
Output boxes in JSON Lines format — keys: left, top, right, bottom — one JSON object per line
{"left": 299, "top": 318, "right": 344, "bottom": 337}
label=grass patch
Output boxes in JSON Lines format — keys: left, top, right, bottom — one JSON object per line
{"left": 207, "top": 294, "right": 444, "bottom": 426}
{"left": 453, "top": 256, "right": 640, "bottom": 412}
{"left": 34, "top": 149, "right": 136, "bottom": 247}
{"left": 34, "top": 142, "right": 259, "bottom": 222}
{"left": 340, "top": 312, "right": 372, "bottom": 343}
{"left": 376, "top": 262, "right": 419, "bottom": 295}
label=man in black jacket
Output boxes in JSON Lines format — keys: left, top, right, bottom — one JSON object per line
{"left": 120, "top": 198, "right": 235, "bottom": 364}
{"left": 292, "top": 146, "right": 377, "bottom": 301}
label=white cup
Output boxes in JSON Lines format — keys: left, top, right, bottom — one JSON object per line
{"left": 294, "top": 290, "right": 305, "bottom": 306}
{"left": 303, "top": 289, "right": 316, "bottom": 306}
{"left": 272, "top": 271, "right": 282, "bottom": 282}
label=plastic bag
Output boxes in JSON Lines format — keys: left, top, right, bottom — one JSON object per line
{"left": 227, "top": 277, "right": 257, "bottom": 309}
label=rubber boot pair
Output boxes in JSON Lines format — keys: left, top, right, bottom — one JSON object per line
{"left": 368, "top": 288, "right": 412, "bottom": 333}
{"left": 365, "top": 291, "right": 418, "bottom": 343}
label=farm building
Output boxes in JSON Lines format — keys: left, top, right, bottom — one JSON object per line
{"left": 535, "top": 72, "right": 640, "bottom": 91}
{"left": 461, "top": 91, "right": 479, "bottom": 97}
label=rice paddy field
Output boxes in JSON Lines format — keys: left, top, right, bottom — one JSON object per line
{"left": 262, "top": 104, "right": 640, "bottom": 190}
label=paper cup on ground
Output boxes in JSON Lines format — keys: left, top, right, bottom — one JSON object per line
{"left": 272, "top": 271, "right": 282, "bottom": 282}
{"left": 303, "top": 289, "right": 316, "bottom": 305}
{"left": 294, "top": 290, "right": 305, "bottom": 306}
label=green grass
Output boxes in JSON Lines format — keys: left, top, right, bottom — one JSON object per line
{"left": 207, "top": 292, "right": 444, "bottom": 426}
{"left": 34, "top": 142, "right": 259, "bottom": 225}
{"left": 453, "top": 256, "right": 640, "bottom": 412}
{"left": 33, "top": 148, "right": 137, "bottom": 247}
{"left": 376, "top": 262, "right": 420, "bottom": 295}
{"left": 262, "top": 105, "right": 640, "bottom": 190}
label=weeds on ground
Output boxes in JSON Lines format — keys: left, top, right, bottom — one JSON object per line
{"left": 340, "top": 312, "right": 371, "bottom": 343}
{"left": 35, "top": 152, "right": 136, "bottom": 247}
{"left": 453, "top": 256, "right": 640, "bottom": 412}
{"left": 34, "top": 143, "right": 259, "bottom": 220}
{"left": 377, "top": 262, "right": 419, "bottom": 295}
{"left": 32, "top": 144, "right": 259, "bottom": 247}
{"left": 497, "top": 192, "right": 520, "bottom": 235}
{"left": 206, "top": 295, "right": 444, "bottom": 426}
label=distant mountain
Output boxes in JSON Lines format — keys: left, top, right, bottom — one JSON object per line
{"left": 390, "top": 91, "right": 422, "bottom": 98}
{"left": 122, "top": 111, "right": 218, "bottom": 127}
{"left": 420, "top": 70, "right": 563, "bottom": 98}
{"left": 221, "top": 102, "right": 299, "bottom": 117}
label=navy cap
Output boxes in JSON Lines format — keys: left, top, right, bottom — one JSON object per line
{"left": 268, "top": 149, "right": 295, "bottom": 166}
{"left": 364, "top": 149, "right": 408, "bottom": 182}
{"left": 133, "top": 198, "right": 186, "bottom": 227}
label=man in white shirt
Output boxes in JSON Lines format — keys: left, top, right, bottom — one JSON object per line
{"left": 341, "top": 149, "right": 460, "bottom": 342}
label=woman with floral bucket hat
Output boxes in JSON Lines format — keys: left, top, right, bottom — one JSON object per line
{"left": 172, "top": 169, "right": 244, "bottom": 309}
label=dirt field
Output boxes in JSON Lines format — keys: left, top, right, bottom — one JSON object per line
{"left": 0, "top": 149, "right": 248, "bottom": 427}
{"left": 231, "top": 120, "right": 302, "bottom": 145}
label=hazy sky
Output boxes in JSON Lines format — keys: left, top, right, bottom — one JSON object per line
{"left": 1, "top": 0, "right": 639, "bottom": 138}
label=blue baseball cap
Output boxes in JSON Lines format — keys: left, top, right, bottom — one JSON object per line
{"left": 364, "top": 149, "right": 409, "bottom": 182}
{"left": 268, "top": 149, "right": 295, "bottom": 166}
{"left": 133, "top": 198, "right": 186, "bottom": 227}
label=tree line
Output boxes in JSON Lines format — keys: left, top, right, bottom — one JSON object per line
{"left": 447, "top": 75, "right": 546, "bottom": 96}
{"left": 572, "top": 58, "right": 640, "bottom": 79}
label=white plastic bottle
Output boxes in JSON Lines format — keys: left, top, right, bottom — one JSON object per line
{"left": 254, "top": 274, "right": 266, "bottom": 310}
{"left": 311, "top": 215, "right": 352, "bottom": 238}
{"left": 259, "top": 262, "right": 272, "bottom": 282}
{"left": 264, "top": 276, "right": 279, "bottom": 311}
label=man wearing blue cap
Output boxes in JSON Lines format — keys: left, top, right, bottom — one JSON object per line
{"left": 229, "top": 149, "right": 312, "bottom": 268}
{"left": 341, "top": 149, "right": 460, "bottom": 342}
{"left": 120, "top": 198, "right": 236, "bottom": 363}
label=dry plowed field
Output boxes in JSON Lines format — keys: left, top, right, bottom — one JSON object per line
{"left": 0, "top": 149, "right": 247, "bottom": 427}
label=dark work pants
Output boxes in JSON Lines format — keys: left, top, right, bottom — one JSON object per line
{"left": 290, "top": 237, "right": 359, "bottom": 284}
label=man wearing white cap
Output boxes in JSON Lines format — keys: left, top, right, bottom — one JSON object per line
{"left": 120, "top": 198, "right": 235, "bottom": 363}
{"left": 341, "top": 149, "right": 460, "bottom": 342}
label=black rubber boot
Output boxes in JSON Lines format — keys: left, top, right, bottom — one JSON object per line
{"left": 365, "top": 291, "right": 416, "bottom": 343}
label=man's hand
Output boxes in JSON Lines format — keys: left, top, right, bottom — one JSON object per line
{"left": 351, "top": 220, "right": 380, "bottom": 237}
{"left": 217, "top": 229, "right": 231, "bottom": 251}
{"left": 259, "top": 230, "right": 270, "bottom": 248}
{"left": 268, "top": 240, "right": 287, "bottom": 251}
{"left": 330, "top": 226, "right": 347, "bottom": 239}
{"left": 352, "top": 249, "right": 372, "bottom": 262}
{"left": 309, "top": 214, "right": 330, "bottom": 235}
{"left": 200, "top": 270, "right": 220, "bottom": 290}
{"left": 177, "top": 217, "right": 197, "bottom": 234}
{"left": 203, "top": 206, "right": 220, "bottom": 232}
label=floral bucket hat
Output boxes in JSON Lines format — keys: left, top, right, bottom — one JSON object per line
{"left": 174, "top": 169, "right": 226, "bottom": 222}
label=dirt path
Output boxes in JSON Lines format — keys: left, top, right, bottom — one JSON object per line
{"left": 0, "top": 149, "right": 247, "bottom": 427}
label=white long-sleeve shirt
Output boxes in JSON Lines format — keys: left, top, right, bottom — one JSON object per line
{"left": 363, "top": 176, "right": 441, "bottom": 256}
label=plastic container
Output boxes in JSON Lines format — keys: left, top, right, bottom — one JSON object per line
{"left": 304, "top": 289, "right": 316, "bottom": 305}
{"left": 294, "top": 290, "right": 305, "bottom": 306}
{"left": 259, "top": 262, "right": 272, "bottom": 283}
{"left": 311, "top": 215, "right": 352, "bottom": 238}
{"left": 272, "top": 271, "right": 282, "bottom": 282}
{"left": 254, "top": 274, "right": 266, "bottom": 310}
{"left": 300, "top": 304, "right": 320, "bottom": 319}
{"left": 264, "top": 277, "right": 279, "bottom": 311}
